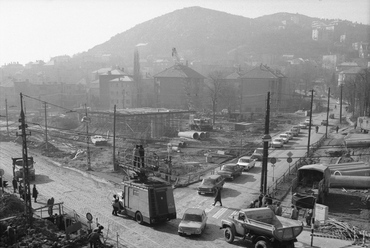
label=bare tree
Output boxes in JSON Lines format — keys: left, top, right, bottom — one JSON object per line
{"left": 206, "top": 70, "right": 227, "bottom": 125}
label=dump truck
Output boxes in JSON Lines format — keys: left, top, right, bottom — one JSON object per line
{"left": 292, "top": 164, "right": 330, "bottom": 208}
{"left": 116, "top": 179, "right": 176, "bottom": 225}
{"left": 220, "top": 208, "right": 303, "bottom": 248}
{"left": 12, "top": 157, "right": 36, "bottom": 181}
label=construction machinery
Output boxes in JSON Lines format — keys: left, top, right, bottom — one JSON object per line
{"left": 189, "top": 115, "right": 213, "bottom": 131}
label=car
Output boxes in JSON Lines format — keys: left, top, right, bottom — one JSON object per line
{"left": 271, "top": 138, "right": 284, "bottom": 148}
{"left": 178, "top": 208, "right": 207, "bottom": 236}
{"left": 217, "top": 163, "right": 243, "bottom": 180}
{"left": 236, "top": 156, "right": 256, "bottom": 171}
{"left": 251, "top": 148, "right": 264, "bottom": 161}
{"left": 279, "top": 134, "right": 289, "bottom": 143}
{"left": 299, "top": 123, "right": 308, "bottom": 129}
{"left": 197, "top": 175, "right": 225, "bottom": 195}
{"left": 285, "top": 131, "right": 294, "bottom": 140}
{"left": 321, "top": 120, "right": 329, "bottom": 126}
{"left": 292, "top": 125, "right": 301, "bottom": 133}
{"left": 290, "top": 127, "right": 299, "bottom": 136}
{"left": 304, "top": 118, "right": 311, "bottom": 125}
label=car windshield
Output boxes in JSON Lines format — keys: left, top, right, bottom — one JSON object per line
{"left": 202, "top": 178, "right": 215, "bottom": 185}
{"left": 183, "top": 213, "right": 202, "bottom": 222}
{"left": 222, "top": 165, "right": 235, "bottom": 171}
{"left": 239, "top": 158, "right": 250, "bottom": 163}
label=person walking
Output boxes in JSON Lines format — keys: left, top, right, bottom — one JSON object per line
{"left": 111, "top": 195, "right": 119, "bottom": 216}
{"left": 32, "top": 184, "right": 38, "bottom": 203}
{"left": 212, "top": 187, "right": 222, "bottom": 206}
{"left": 315, "top": 125, "right": 319, "bottom": 133}
{"left": 336, "top": 125, "right": 339, "bottom": 133}
{"left": 138, "top": 145, "right": 145, "bottom": 168}
{"left": 12, "top": 178, "right": 17, "bottom": 193}
{"left": 275, "top": 202, "right": 282, "bottom": 216}
{"left": 258, "top": 193, "right": 263, "bottom": 207}
{"left": 306, "top": 209, "right": 313, "bottom": 226}
{"left": 290, "top": 205, "right": 299, "bottom": 220}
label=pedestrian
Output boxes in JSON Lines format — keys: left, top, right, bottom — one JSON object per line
{"left": 266, "top": 194, "right": 273, "bottom": 206}
{"left": 290, "top": 205, "right": 299, "bottom": 220}
{"left": 93, "top": 224, "right": 104, "bottom": 233}
{"left": 88, "top": 230, "right": 102, "bottom": 248}
{"left": 336, "top": 125, "right": 339, "bottom": 133}
{"left": 212, "top": 187, "right": 222, "bottom": 206}
{"left": 111, "top": 194, "right": 119, "bottom": 216}
{"left": 258, "top": 193, "right": 263, "bottom": 207}
{"left": 306, "top": 209, "right": 313, "bottom": 226}
{"left": 275, "top": 202, "right": 282, "bottom": 216}
{"left": 48, "top": 197, "right": 54, "bottom": 216}
{"left": 32, "top": 184, "right": 38, "bottom": 203}
{"left": 315, "top": 125, "right": 319, "bottom": 133}
{"left": 138, "top": 145, "right": 145, "bottom": 168}
{"left": 12, "top": 178, "right": 17, "bottom": 193}
{"left": 132, "top": 145, "right": 139, "bottom": 167}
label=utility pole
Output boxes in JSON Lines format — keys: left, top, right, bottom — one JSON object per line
{"left": 44, "top": 102, "right": 48, "bottom": 151}
{"left": 325, "top": 88, "right": 330, "bottom": 138}
{"left": 5, "top": 99, "right": 9, "bottom": 136}
{"left": 307, "top": 90, "right": 314, "bottom": 155}
{"left": 113, "top": 105, "right": 117, "bottom": 171}
{"left": 83, "top": 104, "right": 92, "bottom": 171}
{"left": 340, "top": 84, "right": 343, "bottom": 124}
{"left": 260, "top": 92, "right": 271, "bottom": 195}
{"left": 18, "top": 93, "right": 33, "bottom": 226}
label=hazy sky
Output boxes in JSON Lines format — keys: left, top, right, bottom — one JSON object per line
{"left": 1, "top": 0, "right": 369, "bottom": 66}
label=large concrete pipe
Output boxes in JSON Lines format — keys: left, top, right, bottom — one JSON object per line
{"left": 328, "top": 162, "right": 368, "bottom": 168}
{"left": 178, "top": 131, "right": 199, "bottom": 140}
{"left": 333, "top": 169, "right": 370, "bottom": 176}
{"left": 330, "top": 166, "right": 370, "bottom": 172}
{"left": 198, "top": 132, "right": 206, "bottom": 140}
{"left": 330, "top": 175, "right": 370, "bottom": 188}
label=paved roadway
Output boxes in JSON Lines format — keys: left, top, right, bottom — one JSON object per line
{"left": 0, "top": 108, "right": 357, "bottom": 248}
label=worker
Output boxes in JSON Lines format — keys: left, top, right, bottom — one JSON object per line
{"left": 275, "top": 202, "right": 282, "bottom": 216}
{"left": 306, "top": 209, "right": 313, "bottom": 226}
{"left": 290, "top": 205, "right": 299, "bottom": 220}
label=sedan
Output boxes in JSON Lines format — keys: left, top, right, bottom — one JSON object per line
{"left": 178, "top": 208, "right": 207, "bottom": 236}
{"left": 271, "top": 138, "right": 284, "bottom": 148}
{"left": 279, "top": 134, "right": 289, "bottom": 143}
{"left": 285, "top": 131, "right": 294, "bottom": 140}
{"left": 217, "top": 163, "right": 243, "bottom": 180}
{"left": 236, "top": 156, "right": 256, "bottom": 171}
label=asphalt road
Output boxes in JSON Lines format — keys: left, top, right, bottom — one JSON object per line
{"left": 0, "top": 108, "right": 354, "bottom": 248}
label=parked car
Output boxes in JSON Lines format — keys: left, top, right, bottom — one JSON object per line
{"left": 217, "top": 163, "right": 243, "bottom": 181}
{"left": 292, "top": 125, "right": 301, "bottom": 133}
{"left": 279, "top": 134, "right": 289, "bottom": 143}
{"left": 251, "top": 148, "right": 264, "bottom": 161}
{"left": 299, "top": 123, "right": 308, "bottom": 129}
{"left": 271, "top": 138, "right": 284, "bottom": 148}
{"left": 236, "top": 156, "right": 256, "bottom": 171}
{"left": 290, "top": 127, "right": 299, "bottom": 136}
{"left": 285, "top": 131, "right": 294, "bottom": 140}
{"left": 321, "top": 120, "right": 328, "bottom": 126}
{"left": 178, "top": 208, "right": 207, "bottom": 236}
{"left": 197, "top": 175, "right": 225, "bottom": 195}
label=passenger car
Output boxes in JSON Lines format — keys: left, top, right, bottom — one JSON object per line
{"left": 290, "top": 127, "right": 299, "bottom": 136}
{"left": 197, "top": 175, "right": 224, "bottom": 195}
{"left": 178, "top": 208, "right": 207, "bottom": 236}
{"left": 217, "top": 163, "right": 243, "bottom": 180}
{"left": 279, "top": 134, "right": 289, "bottom": 143}
{"left": 321, "top": 120, "right": 328, "bottom": 126}
{"left": 299, "top": 123, "right": 307, "bottom": 129}
{"left": 251, "top": 148, "right": 264, "bottom": 161}
{"left": 285, "top": 131, "right": 294, "bottom": 140}
{"left": 271, "top": 138, "right": 284, "bottom": 148}
{"left": 236, "top": 156, "right": 256, "bottom": 171}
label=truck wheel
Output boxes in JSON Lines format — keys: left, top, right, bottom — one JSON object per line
{"left": 224, "top": 227, "right": 235, "bottom": 243}
{"left": 135, "top": 212, "right": 144, "bottom": 224}
{"left": 255, "top": 240, "right": 271, "bottom": 248}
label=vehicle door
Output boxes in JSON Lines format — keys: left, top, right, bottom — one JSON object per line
{"left": 234, "top": 212, "right": 246, "bottom": 236}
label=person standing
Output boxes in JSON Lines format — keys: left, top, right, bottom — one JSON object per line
{"left": 12, "top": 178, "right": 18, "bottom": 193}
{"left": 275, "top": 202, "right": 282, "bottom": 216}
{"left": 258, "top": 193, "right": 263, "bottom": 207}
{"left": 336, "top": 126, "right": 339, "bottom": 133}
{"left": 212, "top": 187, "right": 222, "bottom": 206}
{"left": 290, "top": 205, "right": 299, "bottom": 220}
{"left": 315, "top": 125, "right": 319, "bottom": 133}
{"left": 306, "top": 209, "right": 313, "bottom": 226}
{"left": 111, "top": 195, "right": 119, "bottom": 216}
{"left": 32, "top": 184, "right": 38, "bottom": 203}
{"left": 138, "top": 145, "right": 145, "bottom": 168}
{"left": 88, "top": 230, "right": 102, "bottom": 248}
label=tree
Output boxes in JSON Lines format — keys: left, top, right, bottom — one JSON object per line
{"left": 206, "top": 70, "right": 228, "bottom": 125}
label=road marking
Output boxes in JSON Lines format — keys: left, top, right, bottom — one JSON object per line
{"left": 212, "top": 207, "right": 228, "bottom": 219}
{"left": 204, "top": 206, "right": 214, "bottom": 213}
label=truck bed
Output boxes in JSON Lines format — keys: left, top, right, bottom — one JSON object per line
{"left": 243, "top": 208, "right": 303, "bottom": 241}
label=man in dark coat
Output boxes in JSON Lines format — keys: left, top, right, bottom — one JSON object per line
{"left": 258, "top": 193, "right": 263, "bottom": 207}
{"left": 12, "top": 178, "right": 17, "bottom": 193}
{"left": 111, "top": 195, "right": 119, "bottom": 216}
{"left": 138, "top": 145, "right": 145, "bottom": 168}
{"left": 212, "top": 187, "right": 222, "bottom": 206}
{"left": 32, "top": 184, "right": 38, "bottom": 203}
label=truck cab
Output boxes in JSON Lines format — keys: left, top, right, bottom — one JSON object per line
{"left": 12, "top": 157, "right": 35, "bottom": 181}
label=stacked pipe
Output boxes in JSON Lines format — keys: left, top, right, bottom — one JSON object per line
{"left": 328, "top": 162, "right": 370, "bottom": 188}
{"left": 178, "top": 131, "right": 210, "bottom": 140}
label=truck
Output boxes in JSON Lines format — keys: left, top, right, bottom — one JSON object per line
{"left": 189, "top": 115, "right": 213, "bottom": 131}
{"left": 357, "top": 116, "right": 370, "bottom": 133}
{"left": 12, "top": 157, "right": 36, "bottom": 181}
{"left": 220, "top": 208, "right": 303, "bottom": 248}
{"left": 292, "top": 164, "right": 330, "bottom": 209}
{"left": 116, "top": 179, "right": 177, "bottom": 225}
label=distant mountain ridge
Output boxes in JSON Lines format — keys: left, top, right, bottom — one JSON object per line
{"left": 77, "top": 6, "right": 369, "bottom": 65}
